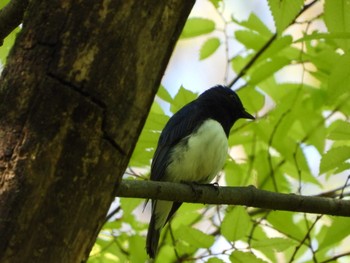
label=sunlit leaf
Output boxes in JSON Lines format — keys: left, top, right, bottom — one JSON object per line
{"left": 319, "top": 216, "right": 350, "bottom": 250}
{"left": 207, "top": 258, "right": 226, "bottom": 263}
{"left": 249, "top": 56, "right": 290, "bottom": 85}
{"left": 200, "top": 37, "right": 220, "bottom": 60}
{"left": 157, "top": 85, "right": 173, "bottom": 103}
{"left": 237, "top": 13, "right": 272, "bottom": 37}
{"left": 268, "top": 0, "right": 304, "bottom": 34}
{"left": 237, "top": 86, "right": 265, "bottom": 113}
{"left": 0, "top": 28, "right": 20, "bottom": 64}
{"left": 328, "top": 120, "right": 350, "bottom": 140}
{"left": 252, "top": 237, "right": 294, "bottom": 252}
{"left": 181, "top": 18, "right": 216, "bottom": 39}
{"left": 129, "top": 235, "right": 148, "bottom": 262}
{"left": 320, "top": 146, "right": 350, "bottom": 174}
{"left": 208, "top": 0, "right": 222, "bottom": 9}
{"left": 258, "top": 35, "right": 292, "bottom": 62}
{"left": 221, "top": 206, "right": 251, "bottom": 242}
{"left": 267, "top": 211, "right": 304, "bottom": 240}
{"left": 235, "top": 30, "right": 266, "bottom": 50}
{"left": 230, "top": 251, "right": 268, "bottom": 263}
{"left": 170, "top": 86, "right": 197, "bottom": 113}
{"left": 324, "top": 0, "right": 350, "bottom": 51}
{"left": 295, "top": 32, "right": 350, "bottom": 42}
{"left": 176, "top": 225, "right": 214, "bottom": 248}
{"left": 327, "top": 52, "right": 350, "bottom": 103}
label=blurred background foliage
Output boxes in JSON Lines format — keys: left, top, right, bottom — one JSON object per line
{"left": 87, "top": 0, "right": 350, "bottom": 262}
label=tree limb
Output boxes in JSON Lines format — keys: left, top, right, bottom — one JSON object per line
{"left": 0, "top": 0, "right": 28, "bottom": 46}
{"left": 117, "top": 180, "right": 350, "bottom": 217}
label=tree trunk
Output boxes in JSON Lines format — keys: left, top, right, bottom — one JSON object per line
{"left": 0, "top": 1, "right": 194, "bottom": 262}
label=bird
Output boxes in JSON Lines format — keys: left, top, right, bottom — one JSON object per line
{"left": 146, "top": 85, "right": 255, "bottom": 258}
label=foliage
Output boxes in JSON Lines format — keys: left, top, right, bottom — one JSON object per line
{"left": 76, "top": 0, "right": 349, "bottom": 262}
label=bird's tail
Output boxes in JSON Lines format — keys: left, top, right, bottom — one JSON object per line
{"left": 146, "top": 214, "right": 160, "bottom": 258}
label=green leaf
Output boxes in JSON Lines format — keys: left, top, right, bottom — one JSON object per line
{"left": 324, "top": 0, "right": 350, "bottom": 51}
{"left": 181, "top": 18, "right": 216, "bottom": 39}
{"left": 258, "top": 35, "right": 293, "bottom": 62}
{"left": 231, "top": 53, "right": 254, "bottom": 74}
{"left": 207, "top": 258, "right": 225, "bottom": 263}
{"left": 328, "top": 120, "right": 350, "bottom": 140}
{"left": 327, "top": 52, "right": 350, "bottom": 103}
{"left": 170, "top": 203, "right": 202, "bottom": 228}
{"left": 320, "top": 146, "right": 350, "bottom": 174}
{"left": 129, "top": 102, "right": 168, "bottom": 167}
{"left": 237, "top": 86, "right": 265, "bottom": 113}
{"left": 235, "top": 30, "right": 266, "bottom": 51}
{"left": 120, "top": 197, "right": 142, "bottom": 215}
{"left": 238, "top": 13, "right": 272, "bottom": 37}
{"left": 170, "top": 86, "right": 197, "bottom": 113}
{"left": 221, "top": 206, "right": 251, "bottom": 242}
{"left": 268, "top": 0, "right": 304, "bottom": 34}
{"left": 230, "top": 251, "right": 268, "bottom": 263}
{"left": 319, "top": 216, "right": 350, "bottom": 250}
{"left": 295, "top": 32, "right": 350, "bottom": 43}
{"left": 129, "top": 235, "right": 148, "bottom": 263}
{"left": 0, "top": 0, "right": 11, "bottom": 8}
{"left": 208, "top": 0, "right": 222, "bottom": 9}
{"left": 157, "top": 85, "right": 173, "bottom": 103}
{"left": 224, "top": 160, "right": 248, "bottom": 186}
{"left": 175, "top": 225, "right": 214, "bottom": 248}
{"left": 249, "top": 56, "right": 290, "bottom": 85}
{"left": 334, "top": 162, "right": 350, "bottom": 175}
{"left": 267, "top": 211, "right": 304, "bottom": 240}
{"left": 0, "top": 1, "right": 19, "bottom": 64}
{"left": 252, "top": 237, "right": 294, "bottom": 252}
{"left": 0, "top": 27, "right": 19, "bottom": 64}
{"left": 200, "top": 37, "right": 220, "bottom": 60}
{"left": 155, "top": 244, "right": 177, "bottom": 262}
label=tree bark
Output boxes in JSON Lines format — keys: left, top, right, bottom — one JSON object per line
{"left": 0, "top": 1, "right": 194, "bottom": 262}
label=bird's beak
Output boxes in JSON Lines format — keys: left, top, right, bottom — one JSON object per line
{"left": 241, "top": 110, "right": 255, "bottom": 120}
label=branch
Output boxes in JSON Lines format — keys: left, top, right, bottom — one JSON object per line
{"left": 0, "top": 0, "right": 29, "bottom": 46}
{"left": 227, "top": 34, "right": 277, "bottom": 88}
{"left": 117, "top": 180, "right": 350, "bottom": 217}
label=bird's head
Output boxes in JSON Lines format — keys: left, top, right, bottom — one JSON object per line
{"left": 197, "top": 85, "right": 255, "bottom": 132}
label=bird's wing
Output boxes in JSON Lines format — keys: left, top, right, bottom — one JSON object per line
{"left": 150, "top": 101, "right": 206, "bottom": 181}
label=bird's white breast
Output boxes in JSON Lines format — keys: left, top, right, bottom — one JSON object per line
{"left": 165, "top": 119, "right": 228, "bottom": 183}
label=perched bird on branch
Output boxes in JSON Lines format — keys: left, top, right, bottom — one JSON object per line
{"left": 146, "top": 85, "right": 255, "bottom": 258}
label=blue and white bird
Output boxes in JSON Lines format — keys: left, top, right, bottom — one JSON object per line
{"left": 146, "top": 85, "right": 254, "bottom": 258}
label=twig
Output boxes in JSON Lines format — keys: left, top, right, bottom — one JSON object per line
{"left": 227, "top": 34, "right": 277, "bottom": 88}
{"left": 288, "top": 215, "right": 322, "bottom": 263}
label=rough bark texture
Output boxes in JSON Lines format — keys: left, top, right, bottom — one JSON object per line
{"left": 0, "top": 1, "right": 194, "bottom": 262}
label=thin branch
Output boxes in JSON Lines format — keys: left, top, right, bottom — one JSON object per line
{"left": 288, "top": 215, "right": 322, "bottom": 263}
{"left": 340, "top": 175, "right": 350, "bottom": 199}
{"left": 320, "top": 251, "right": 350, "bottom": 263}
{"left": 227, "top": 34, "right": 277, "bottom": 88}
{"left": 0, "top": 0, "right": 29, "bottom": 46}
{"left": 318, "top": 182, "right": 350, "bottom": 198}
{"left": 117, "top": 180, "right": 350, "bottom": 217}
{"left": 104, "top": 206, "right": 121, "bottom": 224}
